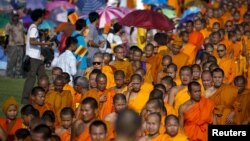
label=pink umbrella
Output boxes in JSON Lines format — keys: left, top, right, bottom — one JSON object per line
{"left": 97, "top": 6, "right": 125, "bottom": 28}
{"left": 118, "top": 7, "right": 134, "bottom": 15}
{"left": 46, "top": 1, "right": 75, "bottom": 11}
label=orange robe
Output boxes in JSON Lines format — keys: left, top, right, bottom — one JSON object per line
{"left": 168, "top": 0, "right": 181, "bottom": 16}
{"left": 181, "top": 43, "right": 198, "bottom": 65}
{"left": 235, "top": 55, "right": 247, "bottom": 76}
{"left": 247, "top": 67, "right": 250, "bottom": 89}
{"left": 233, "top": 89, "right": 250, "bottom": 125}
{"left": 145, "top": 54, "right": 163, "bottom": 83}
{"left": 110, "top": 60, "right": 133, "bottom": 82}
{"left": 200, "top": 28, "right": 210, "bottom": 39}
{"left": 183, "top": 97, "right": 214, "bottom": 141}
{"left": 209, "top": 84, "right": 238, "bottom": 125}
{"left": 33, "top": 104, "right": 51, "bottom": 117}
{"left": 63, "top": 83, "right": 78, "bottom": 109}
{"left": 165, "top": 102, "right": 177, "bottom": 116}
{"left": 230, "top": 41, "right": 243, "bottom": 60}
{"left": 45, "top": 90, "right": 73, "bottom": 126}
{"left": 174, "top": 87, "right": 190, "bottom": 115}
{"left": 172, "top": 53, "right": 189, "bottom": 76}
{"left": 151, "top": 134, "right": 168, "bottom": 141}
{"left": 217, "top": 57, "right": 237, "bottom": 84}
{"left": 0, "top": 118, "right": 23, "bottom": 136}
{"left": 60, "top": 131, "right": 71, "bottom": 141}
{"left": 164, "top": 132, "right": 188, "bottom": 141}
{"left": 158, "top": 45, "right": 169, "bottom": 55}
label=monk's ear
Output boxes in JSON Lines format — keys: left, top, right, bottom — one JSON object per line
{"left": 31, "top": 95, "right": 35, "bottom": 101}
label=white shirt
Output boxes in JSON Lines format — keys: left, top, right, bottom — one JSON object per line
{"left": 52, "top": 50, "right": 77, "bottom": 85}
{"left": 26, "top": 24, "right": 41, "bottom": 60}
{"left": 107, "top": 33, "right": 123, "bottom": 45}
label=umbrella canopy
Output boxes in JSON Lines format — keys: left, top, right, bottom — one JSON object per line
{"left": 26, "top": 0, "right": 46, "bottom": 10}
{"left": 77, "top": 0, "right": 106, "bottom": 15}
{"left": 180, "top": 6, "right": 201, "bottom": 24}
{"left": 97, "top": 6, "right": 125, "bottom": 28}
{"left": 142, "top": 0, "right": 166, "bottom": 5}
{"left": 0, "top": 0, "right": 13, "bottom": 12}
{"left": 118, "top": 7, "right": 134, "bottom": 15}
{"left": 38, "top": 20, "right": 56, "bottom": 30}
{"left": 21, "top": 15, "right": 33, "bottom": 29}
{"left": 162, "top": 8, "right": 176, "bottom": 19}
{"left": 49, "top": 7, "right": 68, "bottom": 24}
{"left": 120, "top": 10, "right": 174, "bottom": 31}
{"left": 46, "top": 1, "right": 75, "bottom": 12}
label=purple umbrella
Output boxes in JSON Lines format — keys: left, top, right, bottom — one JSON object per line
{"left": 26, "top": 0, "right": 46, "bottom": 10}
{"left": 46, "top": 1, "right": 75, "bottom": 12}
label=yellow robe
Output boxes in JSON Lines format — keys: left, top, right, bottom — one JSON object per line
{"left": 145, "top": 54, "right": 162, "bottom": 83}
{"left": 181, "top": 43, "right": 197, "bottom": 65}
{"left": 164, "top": 132, "right": 188, "bottom": 141}
{"left": 110, "top": 60, "right": 133, "bottom": 82}
{"left": 63, "top": 83, "right": 78, "bottom": 109}
{"left": 172, "top": 52, "right": 189, "bottom": 77}
{"left": 174, "top": 87, "right": 190, "bottom": 115}
{"left": 217, "top": 57, "right": 237, "bottom": 84}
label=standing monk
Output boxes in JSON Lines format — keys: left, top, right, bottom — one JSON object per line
{"left": 89, "top": 120, "right": 108, "bottom": 141}
{"left": 201, "top": 70, "right": 217, "bottom": 98}
{"left": 112, "top": 70, "right": 127, "bottom": 94}
{"left": 179, "top": 82, "right": 214, "bottom": 141}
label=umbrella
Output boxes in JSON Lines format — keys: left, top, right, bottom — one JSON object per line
{"left": 21, "top": 15, "right": 33, "bottom": 29}
{"left": 26, "top": 0, "right": 46, "bottom": 10}
{"left": 49, "top": 7, "right": 68, "bottom": 24}
{"left": 185, "top": 0, "right": 208, "bottom": 8}
{"left": 118, "top": 7, "right": 134, "bottom": 15}
{"left": 46, "top": 1, "right": 75, "bottom": 12}
{"left": 180, "top": 7, "right": 201, "bottom": 24}
{"left": 120, "top": 10, "right": 174, "bottom": 31}
{"left": 0, "top": 0, "right": 13, "bottom": 12}
{"left": 77, "top": 0, "right": 106, "bottom": 15}
{"left": 97, "top": 6, "right": 125, "bottom": 28}
{"left": 162, "top": 8, "right": 176, "bottom": 19}
{"left": 38, "top": 20, "right": 56, "bottom": 30}
{"left": 142, "top": 0, "right": 166, "bottom": 5}
{"left": 0, "top": 13, "right": 11, "bottom": 29}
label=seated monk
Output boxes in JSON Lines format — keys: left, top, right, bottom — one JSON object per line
{"left": 20, "top": 104, "right": 39, "bottom": 128}
{"left": 0, "top": 97, "right": 23, "bottom": 139}
{"left": 55, "top": 107, "right": 75, "bottom": 141}
{"left": 168, "top": 66, "right": 193, "bottom": 115}
{"left": 45, "top": 76, "right": 73, "bottom": 126}
{"left": 110, "top": 45, "right": 133, "bottom": 83}
{"left": 179, "top": 82, "right": 215, "bottom": 141}
{"left": 30, "top": 86, "right": 51, "bottom": 116}
{"left": 138, "top": 113, "right": 166, "bottom": 141}
{"left": 209, "top": 68, "right": 238, "bottom": 125}
{"left": 105, "top": 94, "right": 127, "bottom": 127}
{"left": 143, "top": 43, "right": 163, "bottom": 83}
{"left": 125, "top": 74, "right": 151, "bottom": 113}
{"left": 112, "top": 70, "right": 128, "bottom": 94}
{"left": 84, "top": 52, "right": 115, "bottom": 89}
{"left": 233, "top": 76, "right": 250, "bottom": 125}
{"left": 164, "top": 115, "right": 188, "bottom": 141}
{"left": 72, "top": 97, "right": 113, "bottom": 141}
{"left": 89, "top": 120, "right": 108, "bottom": 141}
{"left": 156, "top": 55, "right": 172, "bottom": 83}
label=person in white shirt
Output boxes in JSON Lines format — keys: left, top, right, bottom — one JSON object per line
{"left": 52, "top": 37, "right": 78, "bottom": 85}
{"left": 21, "top": 9, "right": 53, "bottom": 104}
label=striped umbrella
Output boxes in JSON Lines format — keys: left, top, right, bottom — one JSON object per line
{"left": 77, "top": 0, "right": 106, "bottom": 16}
{"left": 97, "top": 6, "right": 125, "bottom": 28}
{"left": 46, "top": 1, "right": 75, "bottom": 12}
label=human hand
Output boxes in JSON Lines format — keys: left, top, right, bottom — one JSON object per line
{"left": 99, "top": 95, "right": 107, "bottom": 102}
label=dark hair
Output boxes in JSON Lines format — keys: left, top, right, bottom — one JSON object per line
{"left": 81, "top": 97, "right": 98, "bottom": 110}
{"left": 131, "top": 74, "right": 143, "bottom": 82}
{"left": 15, "top": 128, "right": 30, "bottom": 140}
{"left": 62, "top": 72, "right": 70, "bottom": 83}
{"left": 154, "top": 84, "right": 166, "bottom": 93}
{"left": 96, "top": 73, "right": 107, "bottom": 82}
{"left": 90, "top": 69, "right": 102, "bottom": 77}
{"left": 154, "top": 32, "right": 168, "bottom": 45}
{"left": 42, "top": 110, "right": 55, "bottom": 123}
{"left": 234, "top": 75, "right": 247, "bottom": 85}
{"left": 31, "top": 86, "right": 45, "bottom": 96}
{"left": 88, "top": 12, "right": 100, "bottom": 23}
{"left": 114, "top": 70, "right": 125, "bottom": 78}
{"left": 74, "top": 76, "right": 89, "bottom": 88}
{"left": 21, "top": 104, "right": 39, "bottom": 117}
{"left": 32, "top": 124, "right": 52, "bottom": 140}
{"left": 212, "top": 68, "right": 224, "bottom": 77}
{"left": 113, "top": 93, "right": 127, "bottom": 103}
{"left": 65, "top": 36, "right": 78, "bottom": 51}
{"left": 60, "top": 107, "right": 75, "bottom": 117}
{"left": 89, "top": 120, "right": 107, "bottom": 134}
{"left": 75, "top": 19, "right": 86, "bottom": 31}
{"left": 113, "top": 23, "right": 122, "bottom": 33}
{"left": 188, "top": 81, "right": 201, "bottom": 93}
{"left": 31, "top": 9, "right": 44, "bottom": 22}
{"left": 165, "top": 114, "right": 179, "bottom": 126}
{"left": 149, "top": 89, "right": 163, "bottom": 100}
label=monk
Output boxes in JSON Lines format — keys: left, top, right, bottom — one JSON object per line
{"left": 45, "top": 76, "right": 73, "bottom": 126}
{"left": 134, "top": 68, "right": 154, "bottom": 93}
{"left": 138, "top": 113, "right": 166, "bottom": 141}
{"left": 0, "top": 97, "right": 23, "bottom": 139}
{"left": 110, "top": 45, "right": 133, "bottom": 82}
{"left": 15, "top": 128, "right": 30, "bottom": 141}
{"left": 168, "top": 66, "right": 193, "bottom": 115}
{"left": 164, "top": 115, "right": 188, "bottom": 141}
{"left": 30, "top": 86, "right": 51, "bottom": 116}
{"left": 20, "top": 104, "right": 39, "bottom": 128}
{"left": 166, "top": 63, "right": 180, "bottom": 85}
{"left": 156, "top": 55, "right": 172, "bottom": 83}
{"left": 105, "top": 94, "right": 127, "bottom": 127}
{"left": 41, "top": 110, "right": 56, "bottom": 133}
{"left": 233, "top": 76, "right": 250, "bottom": 125}
{"left": 209, "top": 68, "right": 238, "bottom": 125}
{"left": 131, "top": 46, "right": 153, "bottom": 83}
{"left": 112, "top": 70, "right": 128, "bottom": 94}
{"left": 88, "top": 69, "right": 102, "bottom": 89}
{"left": 51, "top": 67, "right": 63, "bottom": 84}
{"left": 204, "top": 43, "right": 214, "bottom": 55}
{"left": 161, "top": 76, "right": 176, "bottom": 101}
{"left": 73, "top": 76, "right": 89, "bottom": 109}
{"left": 201, "top": 70, "right": 217, "bottom": 98}
{"left": 168, "top": 37, "right": 189, "bottom": 76}
{"left": 31, "top": 124, "right": 52, "bottom": 141}
{"left": 179, "top": 81, "right": 214, "bottom": 141}
{"left": 84, "top": 52, "right": 115, "bottom": 89}
{"left": 153, "top": 32, "right": 169, "bottom": 55}
{"left": 217, "top": 44, "right": 237, "bottom": 84}
{"left": 37, "top": 75, "right": 51, "bottom": 94}
{"left": 143, "top": 43, "right": 163, "bottom": 83}
{"left": 89, "top": 120, "right": 108, "bottom": 141}
{"left": 55, "top": 107, "right": 75, "bottom": 141}
{"left": 103, "top": 53, "right": 116, "bottom": 72}
{"left": 125, "top": 74, "right": 151, "bottom": 113}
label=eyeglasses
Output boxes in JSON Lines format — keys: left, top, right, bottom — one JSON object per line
{"left": 217, "top": 50, "right": 225, "bottom": 52}
{"left": 92, "top": 62, "right": 102, "bottom": 65}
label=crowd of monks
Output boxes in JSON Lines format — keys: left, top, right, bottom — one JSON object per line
{"left": 1, "top": 0, "right": 250, "bottom": 141}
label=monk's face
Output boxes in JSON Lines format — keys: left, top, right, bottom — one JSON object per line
{"left": 89, "top": 74, "right": 97, "bottom": 88}
{"left": 217, "top": 45, "right": 226, "bottom": 58}
{"left": 171, "top": 44, "right": 181, "bottom": 55}
{"left": 61, "top": 114, "right": 73, "bottom": 130}
{"left": 32, "top": 91, "right": 45, "bottom": 106}
{"left": 180, "top": 70, "right": 192, "bottom": 85}
{"left": 212, "top": 24, "right": 220, "bottom": 32}
{"left": 90, "top": 125, "right": 107, "bottom": 141}
{"left": 6, "top": 105, "right": 18, "bottom": 120}
{"left": 38, "top": 80, "right": 49, "bottom": 93}
{"left": 93, "top": 57, "right": 103, "bottom": 70}
{"left": 225, "top": 21, "right": 234, "bottom": 32}
{"left": 212, "top": 72, "right": 224, "bottom": 88}
{"left": 181, "top": 33, "right": 189, "bottom": 43}
{"left": 167, "top": 67, "right": 176, "bottom": 79}
{"left": 145, "top": 104, "right": 160, "bottom": 117}
{"left": 144, "top": 45, "right": 154, "bottom": 58}
{"left": 133, "top": 51, "right": 142, "bottom": 61}
{"left": 192, "top": 67, "right": 201, "bottom": 81}
{"left": 115, "top": 75, "right": 125, "bottom": 88}
{"left": 54, "top": 80, "right": 64, "bottom": 92}
{"left": 103, "top": 55, "right": 111, "bottom": 65}
{"left": 201, "top": 73, "right": 213, "bottom": 90}
{"left": 97, "top": 78, "right": 107, "bottom": 91}
{"left": 186, "top": 22, "right": 193, "bottom": 33}
{"left": 205, "top": 46, "right": 213, "bottom": 55}
{"left": 131, "top": 79, "right": 142, "bottom": 92}
{"left": 115, "top": 48, "right": 124, "bottom": 60}
{"left": 165, "top": 119, "right": 178, "bottom": 137}
{"left": 194, "top": 20, "right": 203, "bottom": 31}
{"left": 234, "top": 80, "right": 245, "bottom": 94}
{"left": 162, "top": 59, "right": 171, "bottom": 70}
{"left": 212, "top": 34, "right": 220, "bottom": 45}
{"left": 189, "top": 85, "right": 201, "bottom": 102}
{"left": 146, "top": 115, "right": 160, "bottom": 136}
{"left": 52, "top": 70, "right": 62, "bottom": 82}
{"left": 31, "top": 132, "right": 46, "bottom": 141}
{"left": 114, "top": 100, "right": 127, "bottom": 112}
{"left": 81, "top": 104, "right": 96, "bottom": 122}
